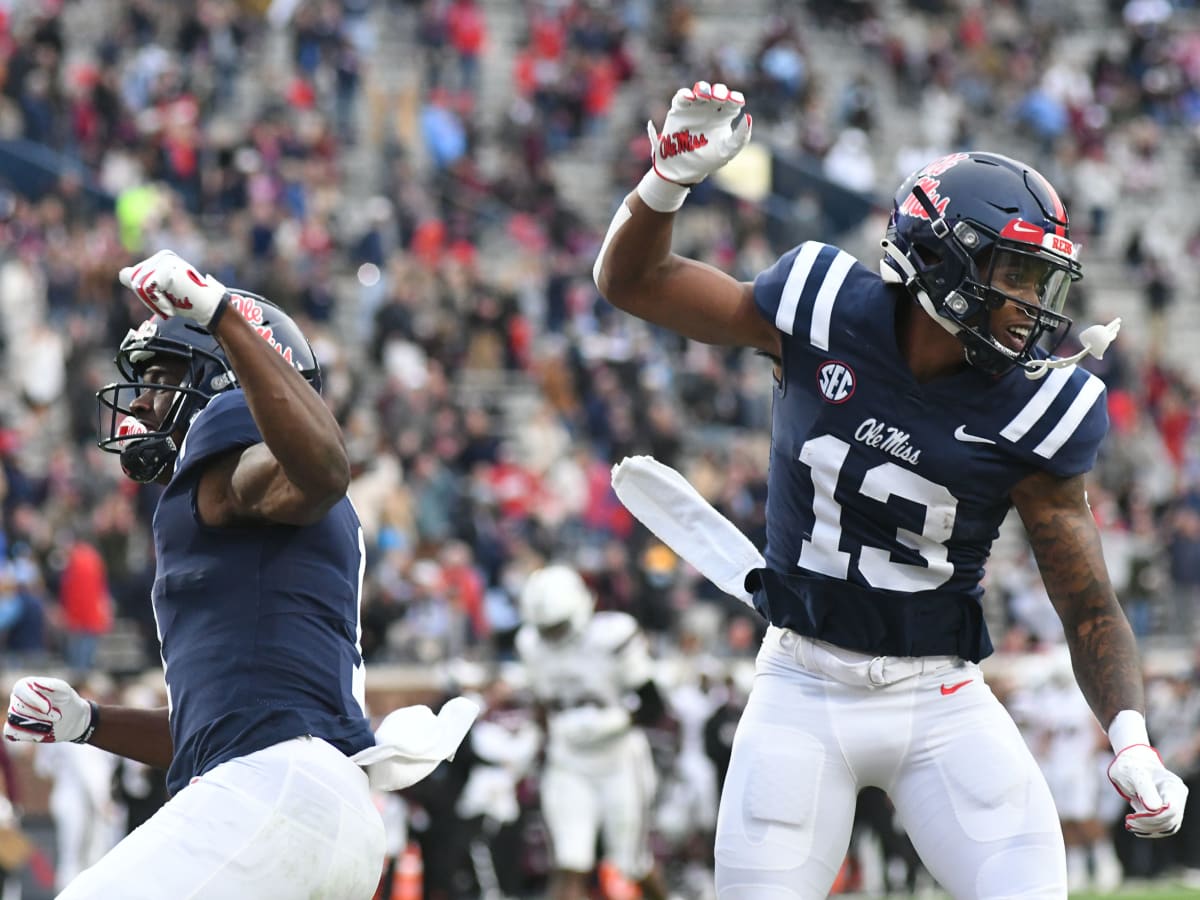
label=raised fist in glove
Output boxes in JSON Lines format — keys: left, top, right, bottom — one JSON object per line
{"left": 1108, "top": 743, "right": 1188, "bottom": 837}
{"left": 119, "top": 249, "right": 227, "bottom": 328}
{"left": 5, "top": 677, "right": 97, "bottom": 744}
{"left": 649, "top": 81, "right": 751, "bottom": 186}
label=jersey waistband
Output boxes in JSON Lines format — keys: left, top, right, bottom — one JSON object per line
{"left": 750, "top": 569, "right": 993, "bottom": 663}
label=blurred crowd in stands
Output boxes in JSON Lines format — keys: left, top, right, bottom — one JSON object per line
{"left": 2, "top": 0, "right": 1200, "bottom": 893}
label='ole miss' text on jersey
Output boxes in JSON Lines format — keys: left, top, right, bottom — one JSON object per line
{"left": 751, "top": 242, "right": 1107, "bottom": 662}
{"left": 152, "top": 391, "right": 374, "bottom": 795}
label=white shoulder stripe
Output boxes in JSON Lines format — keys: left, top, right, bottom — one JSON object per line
{"left": 1033, "top": 374, "right": 1105, "bottom": 459}
{"left": 775, "top": 242, "right": 826, "bottom": 335}
{"left": 999, "top": 365, "right": 1074, "bottom": 442}
{"left": 810, "top": 250, "right": 856, "bottom": 351}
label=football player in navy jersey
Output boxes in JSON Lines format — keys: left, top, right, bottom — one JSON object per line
{"left": 594, "top": 82, "right": 1188, "bottom": 898}
{"left": 3, "top": 250, "right": 477, "bottom": 899}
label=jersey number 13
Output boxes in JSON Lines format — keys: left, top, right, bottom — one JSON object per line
{"left": 798, "top": 435, "right": 957, "bottom": 591}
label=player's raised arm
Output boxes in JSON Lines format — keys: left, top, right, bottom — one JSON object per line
{"left": 1012, "top": 469, "right": 1188, "bottom": 837}
{"left": 5, "top": 677, "right": 173, "bottom": 770}
{"left": 593, "top": 81, "right": 778, "bottom": 356}
{"left": 118, "top": 251, "right": 348, "bottom": 525}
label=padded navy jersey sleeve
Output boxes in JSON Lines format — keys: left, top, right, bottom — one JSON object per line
{"left": 174, "top": 391, "right": 262, "bottom": 480}
{"left": 996, "top": 366, "right": 1109, "bottom": 478}
{"left": 752, "top": 242, "right": 861, "bottom": 349}
{"left": 752, "top": 244, "right": 804, "bottom": 328}
{"left": 1038, "top": 383, "right": 1108, "bottom": 477}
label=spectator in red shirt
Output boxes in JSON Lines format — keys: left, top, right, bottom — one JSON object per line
{"left": 439, "top": 540, "right": 489, "bottom": 643}
{"left": 446, "top": 0, "right": 486, "bottom": 94}
{"left": 57, "top": 536, "right": 113, "bottom": 673}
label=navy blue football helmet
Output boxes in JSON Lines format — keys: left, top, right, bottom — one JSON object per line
{"left": 881, "top": 151, "right": 1083, "bottom": 376}
{"left": 97, "top": 292, "right": 321, "bottom": 483}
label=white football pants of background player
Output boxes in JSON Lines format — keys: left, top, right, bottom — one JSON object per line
{"left": 715, "top": 627, "right": 1066, "bottom": 899}
{"left": 541, "top": 727, "right": 658, "bottom": 881}
{"left": 57, "top": 736, "right": 385, "bottom": 900}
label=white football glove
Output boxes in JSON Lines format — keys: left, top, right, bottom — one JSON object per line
{"left": 649, "top": 81, "right": 751, "bottom": 185}
{"left": 1107, "top": 744, "right": 1188, "bottom": 837}
{"left": 635, "top": 81, "right": 752, "bottom": 214}
{"left": 5, "top": 677, "right": 97, "bottom": 744}
{"left": 119, "top": 249, "right": 228, "bottom": 328}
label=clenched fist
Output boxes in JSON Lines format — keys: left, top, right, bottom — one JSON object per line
{"left": 119, "top": 250, "right": 228, "bottom": 328}
{"left": 1108, "top": 743, "right": 1188, "bottom": 837}
{"left": 5, "top": 677, "right": 97, "bottom": 744}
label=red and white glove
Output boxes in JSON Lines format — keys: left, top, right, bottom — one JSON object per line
{"left": 119, "top": 250, "right": 228, "bottom": 328}
{"left": 1107, "top": 710, "right": 1188, "bottom": 837}
{"left": 5, "top": 677, "right": 98, "bottom": 744}
{"left": 637, "top": 80, "right": 752, "bottom": 213}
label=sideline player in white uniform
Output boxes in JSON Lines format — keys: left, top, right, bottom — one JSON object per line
{"left": 1038, "top": 667, "right": 1124, "bottom": 892}
{"left": 594, "top": 81, "right": 1188, "bottom": 898}
{"left": 516, "top": 564, "right": 670, "bottom": 900}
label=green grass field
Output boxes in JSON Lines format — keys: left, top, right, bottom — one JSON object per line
{"left": 1071, "top": 893, "right": 1197, "bottom": 899}
{"left": 1039, "top": 881, "right": 1198, "bottom": 900}
{"left": 861, "top": 880, "right": 1200, "bottom": 898}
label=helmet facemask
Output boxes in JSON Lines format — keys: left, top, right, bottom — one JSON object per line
{"left": 96, "top": 320, "right": 237, "bottom": 483}
{"left": 954, "top": 245, "right": 1073, "bottom": 375}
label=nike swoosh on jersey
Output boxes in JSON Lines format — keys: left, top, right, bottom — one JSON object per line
{"left": 940, "top": 680, "right": 973, "bottom": 695}
{"left": 954, "top": 425, "right": 996, "bottom": 445}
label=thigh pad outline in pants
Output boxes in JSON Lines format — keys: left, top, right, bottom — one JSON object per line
{"left": 890, "top": 688, "right": 1068, "bottom": 899}
{"left": 715, "top": 716, "right": 858, "bottom": 899}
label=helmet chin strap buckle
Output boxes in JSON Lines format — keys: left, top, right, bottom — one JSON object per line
{"left": 1023, "top": 317, "right": 1122, "bottom": 380}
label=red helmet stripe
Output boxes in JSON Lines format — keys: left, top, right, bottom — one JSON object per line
{"left": 1026, "top": 166, "right": 1067, "bottom": 236}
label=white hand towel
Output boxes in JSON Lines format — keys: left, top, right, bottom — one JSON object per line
{"left": 351, "top": 695, "right": 481, "bottom": 791}
{"left": 611, "top": 455, "right": 765, "bottom": 607}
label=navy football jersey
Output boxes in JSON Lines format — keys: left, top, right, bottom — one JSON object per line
{"left": 750, "top": 242, "right": 1108, "bottom": 661}
{"left": 152, "top": 391, "right": 374, "bottom": 794}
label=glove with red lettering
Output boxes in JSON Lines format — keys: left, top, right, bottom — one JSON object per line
{"left": 119, "top": 250, "right": 228, "bottom": 328}
{"left": 5, "top": 677, "right": 98, "bottom": 744}
{"left": 637, "top": 81, "right": 752, "bottom": 213}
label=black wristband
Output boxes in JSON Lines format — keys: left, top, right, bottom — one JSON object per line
{"left": 206, "top": 293, "right": 231, "bottom": 332}
{"left": 72, "top": 701, "right": 99, "bottom": 744}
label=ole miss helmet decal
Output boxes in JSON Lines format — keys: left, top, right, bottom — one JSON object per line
{"left": 897, "top": 152, "right": 969, "bottom": 221}
{"left": 817, "top": 360, "right": 856, "bottom": 403}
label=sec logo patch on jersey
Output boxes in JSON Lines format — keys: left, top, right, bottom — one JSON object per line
{"left": 817, "top": 360, "right": 856, "bottom": 403}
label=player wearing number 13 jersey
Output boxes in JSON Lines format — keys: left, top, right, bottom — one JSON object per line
{"left": 595, "top": 81, "right": 1187, "bottom": 899}
{"left": 750, "top": 237, "right": 1104, "bottom": 664}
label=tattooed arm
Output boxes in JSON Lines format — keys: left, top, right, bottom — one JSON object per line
{"left": 1013, "top": 469, "right": 1189, "bottom": 837}
{"left": 1010, "top": 470, "right": 1143, "bottom": 726}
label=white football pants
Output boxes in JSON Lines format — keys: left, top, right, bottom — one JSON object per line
{"left": 58, "top": 736, "right": 386, "bottom": 900}
{"left": 715, "top": 627, "right": 1066, "bottom": 899}
{"left": 540, "top": 729, "right": 658, "bottom": 879}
